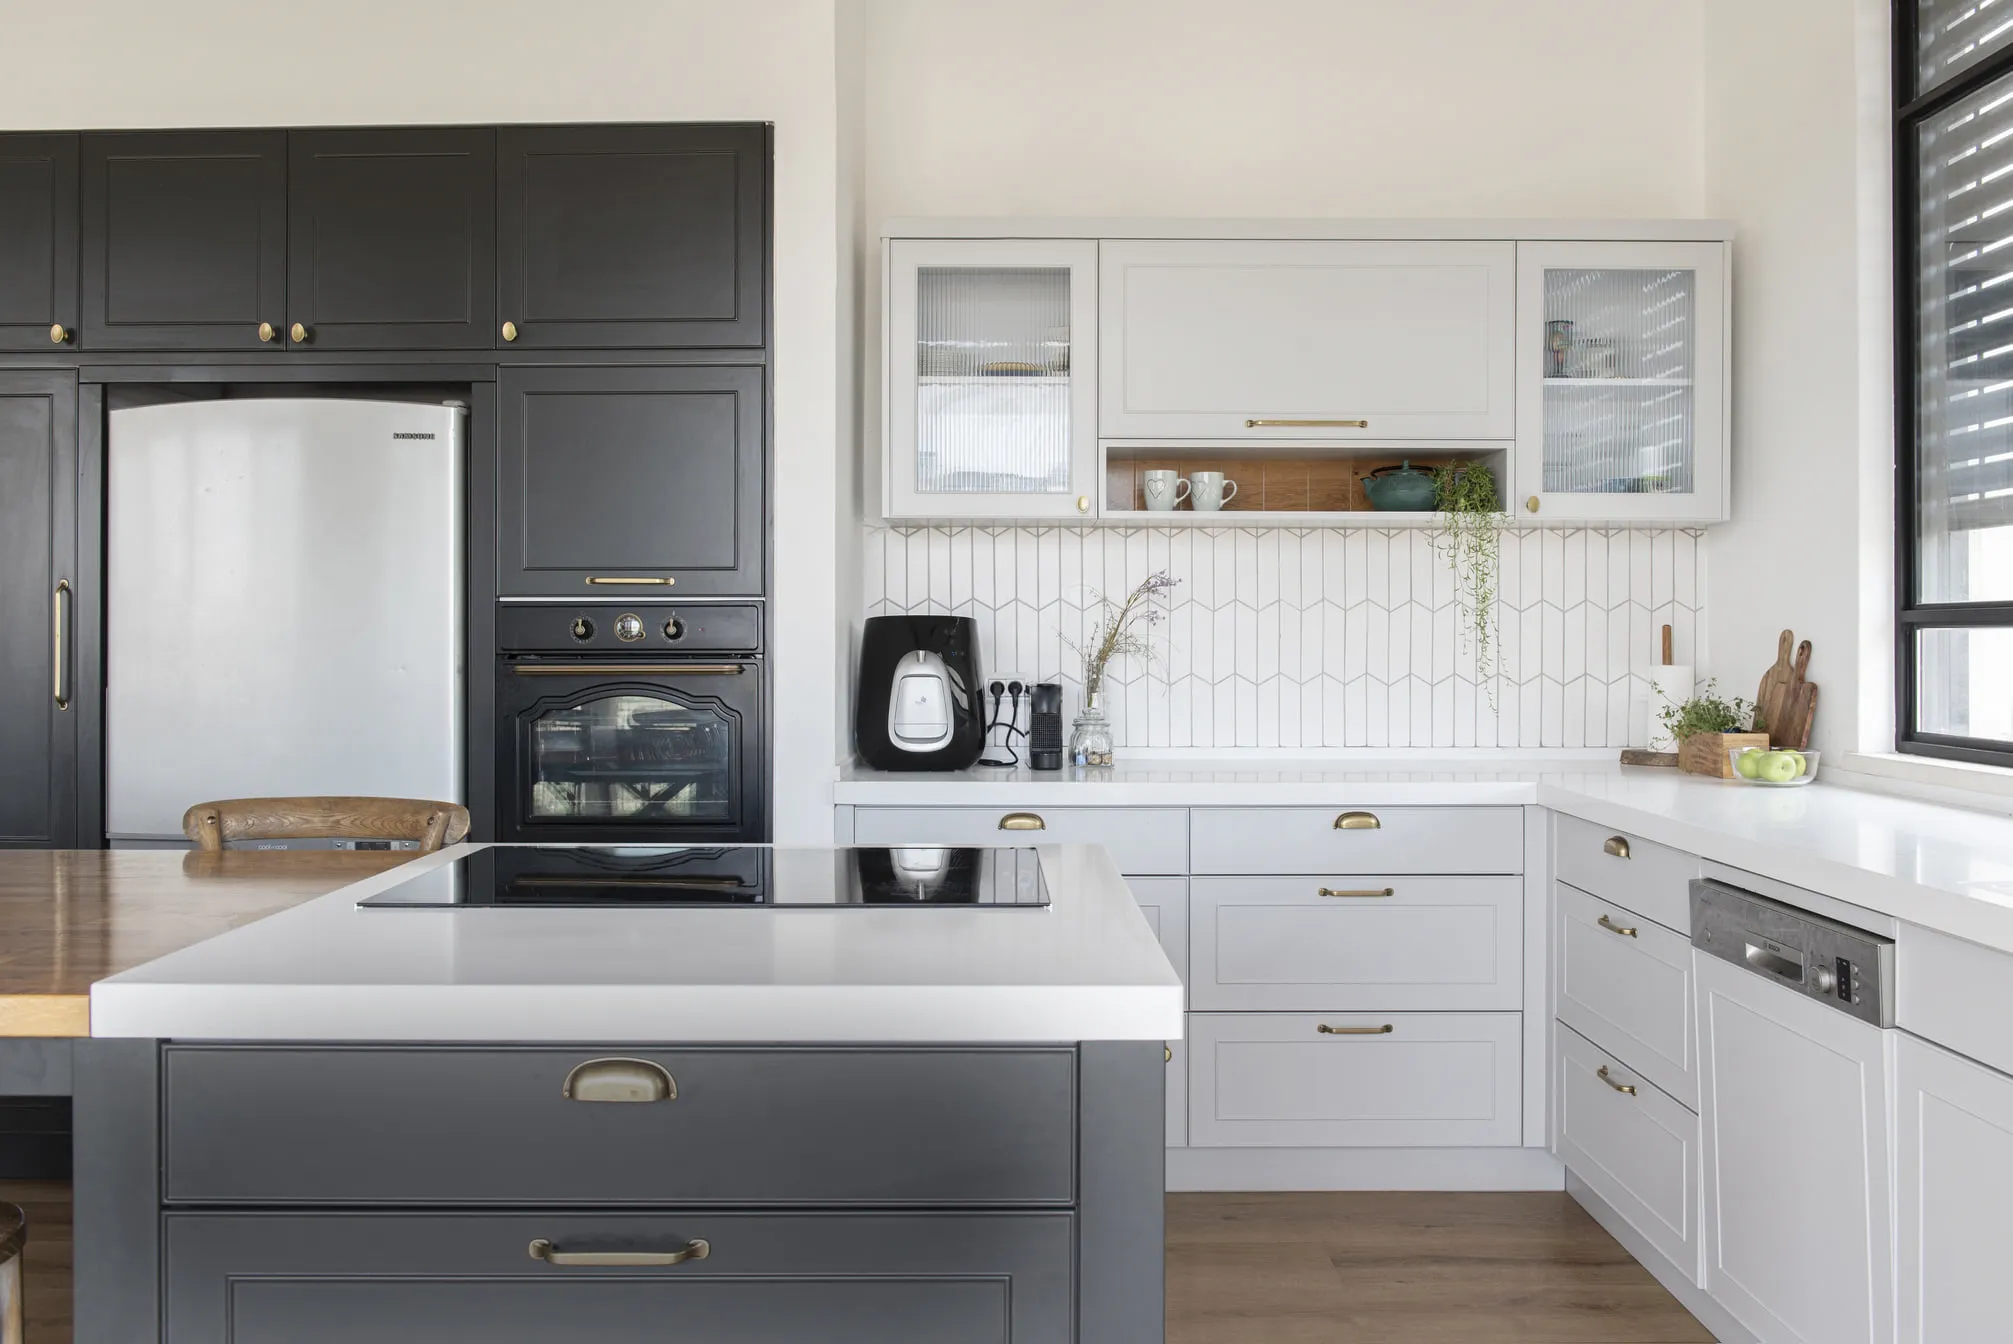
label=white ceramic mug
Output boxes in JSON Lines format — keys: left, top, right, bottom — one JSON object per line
{"left": 1188, "top": 471, "right": 1238, "bottom": 512}
{"left": 1142, "top": 469, "right": 1190, "bottom": 511}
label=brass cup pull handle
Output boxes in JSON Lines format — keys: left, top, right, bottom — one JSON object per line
{"left": 1317, "top": 1023, "right": 1394, "bottom": 1035}
{"left": 257, "top": 321, "right": 277, "bottom": 343}
{"left": 586, "top": 576, "right": 676, "bottom": 586}
{"left": 49, "top": 323, "right": 70, "bottom": 344}
{"left": 1597, "top": 914, "right": 1638, "bottom": 938}
{"left": 1333, "top": 811, "right": 1381, "bottom": 830}
{"left": 1597, "top": 1066, "right": 1638, "bottom": 1096}
{"left": 1602, "top": 835, "right": 1631, "bottom": 859}
{"left": 999, "top": 812, "right": 1046, "bottom": 831}
{"left": 52, "top": 579, "right": 70, "bottom": 710}
{"left": 502, "top": 320, "right": 519, "bottom": 342}
{"left": 289, "top": 321, "right": 309, "bottom": 344}
{"left": 562, "top": 1058, "right": 677, "bottom": 1103}
{"left": 1245, "top": 418, "right": 1369, "bottom": 429}
{"left": 1318, "top": 887, "right": 1395, "bottom": 898}
{"left": 529, "top": 1238, "right": 709, "bottom": 1267}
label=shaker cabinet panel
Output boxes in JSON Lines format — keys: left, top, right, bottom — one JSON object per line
{"left": 287, "top": 128, "right": 496, "bottom": 350}
{"left": 1896, "top": 1033, "right": 2013, "bottom": 1344}
{"left": 80, "top": 130, "right": 286, "bottom": 350}
{"left": 1126, "top": 876, "right": 1189, "bottom": 1147}
{"left": 497, "top": 365, "right": 764, "bottom": 597}
{"left": 497, "top": 123, "right": 768, "bottom": 349}
{"left": 1099, "top": 239, "right": 1516, "bottom": 441}
{"left": 0, "top": 133, "right": 78, "bottom": 352}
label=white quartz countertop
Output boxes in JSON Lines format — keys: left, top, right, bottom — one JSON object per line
{"left": 88, "top": 845, "right": 1185, "bottom": 1044}
{"left": 839, "top": 758, "right": 2013, "bottom": 954}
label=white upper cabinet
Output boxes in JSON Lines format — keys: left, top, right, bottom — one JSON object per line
{"left": 884, "top": 238, "right": 1100, "bottom": 520}
{"left": 1514, "top": 241, "right": 1729, "bottom": 523}
{"left": 1098, "top": 240, "right": 1515, "bottom": 441}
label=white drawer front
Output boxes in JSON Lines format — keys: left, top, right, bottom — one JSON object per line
{"left": 1126, "top": 877, "right": 1189, "bottom": 1147}
{"left": 1189, "top": 806, "right": 1523, "bottom": 876}
{"left": 850, "top": 806, "right": 1187, "bottom": 876}
{"left": 1553, "top": 814, "right": 1697, "bottom": 933}
{"left": 1556, "top": 882, "right": 1697, "bottom": 1108}
{"left": 1188, "top": 1012, "right": 1522, "bottom": 1148}
{"left": 1898, "top": 923, "right": 2013, "bottom": 1079}
{"left": 1190, "top": 876, "right": 1521, "bottom": 1012}
{"left": 1556, "top": 1022, "right": 1699, "bottom": 1283}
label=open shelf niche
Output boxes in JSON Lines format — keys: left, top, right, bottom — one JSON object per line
{"left": 1099, "top": 442, "right": 1509, "bottom": 526}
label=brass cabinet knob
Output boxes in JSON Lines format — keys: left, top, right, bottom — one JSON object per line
{"left": 501, "top": 320, "right": 519, "bottom": 342}
{"left": 48, "top": 323, "right": 71, "bottom": 345}
{"left": 1076, "top": 495, "right": 1089, "bottom": 513}
{"left": 289, "top": 322, "right": 309, "bottom": 344}
{"left": 257, "top": 321, "right": 277, "bottom": 343}
{"left": 1526, "top": 496, "right": 1540, "bottom": 513}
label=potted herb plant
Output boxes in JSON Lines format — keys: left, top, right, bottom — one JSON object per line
{"left": 1660, "top": 680, "right": 1766, "bottom": 777}
{"left": 1060, "top": 571, "right": 1179, "bottom": 768}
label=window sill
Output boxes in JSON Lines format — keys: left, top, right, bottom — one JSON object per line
{"left": 1836, "top": 751, "right": 2013, "bottom": 815}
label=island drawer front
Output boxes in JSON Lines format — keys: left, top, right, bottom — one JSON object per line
{"left": 1126, "top": 877, "right": 1188, "bottom": 1146}
{"left": 851, "top": 806, "right": 1187, "bottom": 875}
{"left": 1188, "top": 807, "right": 1524, "bottom": 875}
{"left": 163, "top": 1210, "right": 1074, "bottom": 1343}
{"left": 1556, "top": 1023, "right": 1700, "bottom": 1284}
{"left": 1556, "top": 881, "right": 1697, "bottom": 1107}
{"left": 1189, "top": 876, "right": 1522, "bottom": 1012}
{"left": 162, "top": 1046, "right": 1076, "bottom": 1207}
{"left": 1187, "top": 1011, "right": 1521, "bottom": 1147}
{"left": 1553, "top": 814, "right": 1698, "bottom": 933}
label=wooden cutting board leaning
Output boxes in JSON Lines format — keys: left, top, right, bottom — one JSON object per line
{"left": 1755, "top": 628, "right": 1818, "bottom": 751}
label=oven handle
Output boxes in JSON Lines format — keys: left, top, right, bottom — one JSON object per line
{"left": 511, "top": 664, "right": 748, "bottom": 676}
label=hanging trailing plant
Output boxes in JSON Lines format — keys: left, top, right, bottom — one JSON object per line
{"left": 1434, "top": 461, "right": 1503, "bottom": 703}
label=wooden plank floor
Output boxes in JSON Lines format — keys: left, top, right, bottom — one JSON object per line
{"left": 0, "top": 1183, "right": 1711, "bottom": 1343}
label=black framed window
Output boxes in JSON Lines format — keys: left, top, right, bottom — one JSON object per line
{"left": 1897, "top": 0, "right": 2013, "bottom": 766}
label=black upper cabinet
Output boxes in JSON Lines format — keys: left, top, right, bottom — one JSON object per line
{"left": 498, "top": 124, "right": 768, "bottom": 349}
{"left": 0, "top": 134, "right": 79, "bottom": 353}
{"left": 498, "top": 365, "right": 764, "bottom": 597}
{"left": 0, "top": 372, "right": 79, "bottom": 848}
{"left": 81, "top": 130, "right": 287, "bottom": 351}
{"left": 287, "top": 128, "right": 496, "bottom": 350}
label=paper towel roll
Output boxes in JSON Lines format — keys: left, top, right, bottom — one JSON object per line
{"left": 1646, "top": 665, "right": 1694, "bottom": 751}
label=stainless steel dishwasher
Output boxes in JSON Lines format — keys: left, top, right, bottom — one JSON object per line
{"left": 1691, "top": 876, "right": 1897, "bottom": 1344}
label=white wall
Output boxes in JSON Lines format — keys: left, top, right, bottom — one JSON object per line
{"left": 0, "top": 0, "right": 849, "bottom": 842}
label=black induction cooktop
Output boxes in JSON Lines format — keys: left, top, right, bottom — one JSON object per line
{"left": 358, "top": 845, "right": 1050, "bottom": 909}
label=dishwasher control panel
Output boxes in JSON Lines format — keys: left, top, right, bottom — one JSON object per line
{"left": 1691, "top": 878, "right": 1894, "bottom": 1027}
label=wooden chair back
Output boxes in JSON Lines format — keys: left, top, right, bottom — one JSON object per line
{"left": 181, "top": 797, "right": 471, "bottom": 854}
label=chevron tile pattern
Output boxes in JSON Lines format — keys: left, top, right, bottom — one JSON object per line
{"left": 863, "top": 526, "right": 1706, "bottom": 749}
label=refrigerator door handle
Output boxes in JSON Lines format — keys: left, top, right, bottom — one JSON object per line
{"left": 52, "top": 578, "right": 70, "bottom": 711}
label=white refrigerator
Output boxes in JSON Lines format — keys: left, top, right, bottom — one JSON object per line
{"left": 106, "top": 397, "right": 463, "bottom": 845}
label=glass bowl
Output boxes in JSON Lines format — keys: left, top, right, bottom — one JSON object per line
{"left": 1727, "top": 746, "right": 1819, "bottom": 787}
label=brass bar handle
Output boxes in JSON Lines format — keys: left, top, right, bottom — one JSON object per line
{"left": 1333, "top": 811, "right": 1381, "bottom": 830}
{"left": 562, "top": 1058, "right": 677, "bottom": 1103}
{"left": 52, "top": 579, "right": 70, "bottom": 710}
{"left": 512, "top": 663, "right": 746, "bottom": 676}
{"left": 1597, "top": 1066, "right": 1637, "bottom": 1096}
{"left": 529, "top": 1237, "right": 709, "bottom": 1267}
{"left": 998, "top": 812, "right": 1046, "bottom": 831}
{"left": 587, "top": 576, "right": 676, "bottom": 586}
{"left": 1317, "top": 1023, "right": 1394, "bottom": 1035}
{"left": 1597, "top": 914, "right": 1638, "bottom": 938}
{"left": 1245, "top": 418, "right": 1369, "bottom": 429}
{"left": 1602, "top": 835, "right": 1631, "bottom": 859}
{"left": 1318, "top": 887, "right": 1395, "bottom": 898}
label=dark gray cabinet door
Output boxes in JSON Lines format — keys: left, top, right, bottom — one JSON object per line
{"left": 498, "top": 365, "right": 764, "bottom": 597}
{"left": 165, "top": 1211, "right": 1073, "bottom": 1343}
{"left": 287, "top": 128, "right": 497, "bottom": 350}
{"left": 497, "top": 124, "right": 767, "bottom": 349}
{"left": 80, "top": 130, "right": 286, "bottom": 350}
{"left": 0, "top": 134, "right": 78, "bottom": 353}
{"left": 0, "top": 373, "right": 78, "bottom": 847}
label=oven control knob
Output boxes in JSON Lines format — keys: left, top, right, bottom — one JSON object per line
{"left": 569, "top": 617, "right": 594, "bottom": 642}
{"left": 1811, "top": 966, "right": 1838, "bottom": 994}
{"left": 615, "top": 613, "right": 645, "bottom": 642}
{"left": 663, "top": 616, "right": 686, "bottom": 642}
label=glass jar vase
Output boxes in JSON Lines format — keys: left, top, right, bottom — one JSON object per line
{"left": 1069, "top": 693, "right": 1115, "bottom": 768}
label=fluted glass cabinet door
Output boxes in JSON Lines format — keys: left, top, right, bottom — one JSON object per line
{"left": 885, "top": 238, "right": 1098, "bottom": 519}
{"left": 1514, "top": 241, "right": 1728, "bottom": 523}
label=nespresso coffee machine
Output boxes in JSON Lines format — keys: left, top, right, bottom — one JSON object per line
{"left": 855, "top": 615, "right": 986, "bottom": 771}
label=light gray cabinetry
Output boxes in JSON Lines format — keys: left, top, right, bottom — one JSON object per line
{"left": 1189, "top": 806, "right": 1524, "bottom": 875}
{"left": 1126, "top": 877, "right": 1189, "bottom": 1146}
{"left": 1895, "top": 1032, "right": 2013, "bottom": 1343}
{"left": 1554, "top": 1023, "right": 1699, "bottom": 1280}
{"left": 850, "top": 805, "right": 1187, "bottom": 875}
{"left": 1554, "top": 881, "right": 1696, "bottom": 1107}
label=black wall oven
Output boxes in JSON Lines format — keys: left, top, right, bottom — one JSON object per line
{"left": 497, "top": 604, "right": 765, "bottom": 842}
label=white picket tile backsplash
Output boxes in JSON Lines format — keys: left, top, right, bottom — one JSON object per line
{"left": 863, "top": 526, "right": 1707, "bottom": 749}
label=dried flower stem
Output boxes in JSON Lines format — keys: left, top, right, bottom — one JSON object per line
{"left": 1062, "top": 570, "right": 1180, "bottom": 701}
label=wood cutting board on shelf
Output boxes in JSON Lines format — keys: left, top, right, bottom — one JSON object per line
{"left": 1754, "top": 628, "right": 1818, "bottom": 751}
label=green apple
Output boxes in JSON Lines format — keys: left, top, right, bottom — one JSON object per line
{"left": 1785, "top": 750, "right": 1808, "bottom": 778}
{"left": 1735, "top": 749, "right": 1765, "bottom": 780}
{"left": 1757, "top": 751, "right": 1800, "bottom": 784}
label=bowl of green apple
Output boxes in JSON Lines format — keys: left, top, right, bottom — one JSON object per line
{"left": 1729, "top": 746, "right": 1818, "bottom": 786}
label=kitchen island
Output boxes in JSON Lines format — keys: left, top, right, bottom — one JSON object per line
{"left": 75, "top": 843, "right": 1182, "bottom": 1343}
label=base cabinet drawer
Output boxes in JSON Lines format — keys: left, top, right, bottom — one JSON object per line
{"left": 1553, "top": 814, "right": 1696, "bottom": 933}
{"left": 1555, "top": 882, "right": 1696, "bottom": 1108}
{"left": 1126, "top": 876, "right": 1189, "bottom": 1147}
{"left": 164, "top": 1211, "right": 1073, "bottom": 1343}
{"left": 1189, "top": 806, "right": 1523, "bottom": 875}
{"left": 1190, "top": 875, "right": 1521, "bottom": 1011}
{"left": 1187, "top": 1012, "right": 1521, "bottom": 1147}
{"left": 851, "top": 806, "right": 1187, "bottom": 875}
{"left": 163, "top": 1046, "right": 1074, "bottom": 1206}
{"left": 1556, "top": 1023, "right": 1699, "bottom": 1283}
